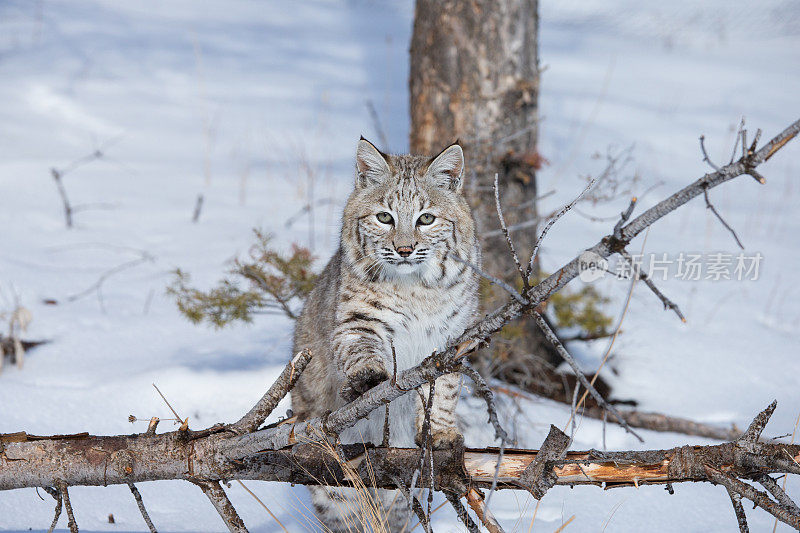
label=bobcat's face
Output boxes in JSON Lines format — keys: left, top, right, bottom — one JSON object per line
{"left": 342, "top": 139, "right": 476, "bottom": 284}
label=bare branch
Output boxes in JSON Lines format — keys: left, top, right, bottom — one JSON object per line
{"left": 482, "top": 217, "right": 540, "bottom": 238}
{"left": 739, "top": 400, "right": 777, "bottom": 450}
{"left": 578, "top": 406, "right": 744, "bottom": 441}
{"left": 466, "top": 488, "right": 505, "bottom": 533}
{"left": 152, "top": 384, "right": 186, "bottom": 428}
{"left": 726, "top": 488, "right": 749, "bottom": 533}
{"left": 517, "top": 425, "right": 570, "bottom": 499}
{"left": 531, "top": 311, "right": 643, "bottom": 442}
{"left": 703, "top": 187, "right": 745, "bottom": 249}
{"left": 458, "top": 365, "right": 508, "bottom": 444}
{"left": 705, "top": 466, "right": 800, "bottom": 529}
{"left": 612, "top": 196, "right": 637, "bottom": 240}
{"left": 365, "top": 99, "right": 389, "bottom": 150}
{"left": 493, "top": 173, "right": 528, "bottom": 288}
{"left": 49, "top": 136, "right": 126, "bottom": 229}
{"left": 45, "top": 487, "right": 62, "bottom": 533}
{"left": 231, "top": 349, "right": 313, "bottom": 434}
{"left": 444, "top": 491, "right": 480, "bottom": 533}
{"left": 66, "top": 252, "right": 154, "bottom": 310}
{"left": 193, "top": 480, "right": 249, "bottom": 533}
{"left": 526, "top": 175, "right": 598, "bottom": 279}
{"left": 128, "top": 483, "right": 158, "bottom": 533}
{"left": 192, "top": 194, "right": 204, "bottom": 224}
{"left": 729, "top": 117, "right": 746, "bottom": 164}
{"left": 458, "top": 363, "right": 509, "bottom": 506}
{"left": 747, "top": 168, "right": 767, "bottom": 184}
{"left": 58, "top": 482, "right": 79, "bottom": 533}
{"left": 758, "top": 475, "right": 800, "bottom": 516}
{"left": 619, "top": 249, "right": 686, "bottom": 322}
{"left": 699, "top": 135, "right": 721, "bottom": 171}
{"left": 448, "top": 252, "right": 527, "bottom": 305}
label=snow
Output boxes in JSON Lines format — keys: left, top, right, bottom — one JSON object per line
{"left": 1, "top": 0, "right": 799, "bottom": 531}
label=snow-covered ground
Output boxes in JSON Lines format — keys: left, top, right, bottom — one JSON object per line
{"left": 1, "top": 1, "right": 799, "bottom": 531}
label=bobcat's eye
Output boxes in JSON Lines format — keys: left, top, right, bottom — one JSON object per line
{"left": 376, "top": 212, "right": 394, "bottom": 224}
{"left": 417, "top": 213, "right": 436, "bottom": 226}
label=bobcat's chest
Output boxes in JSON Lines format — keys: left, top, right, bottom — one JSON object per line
{"left": 384, "top": 288, "right": 470, "bottom": 372}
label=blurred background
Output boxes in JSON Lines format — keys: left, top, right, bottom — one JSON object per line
{"left": 1, "top": 1, "right": 799, "bottom": 531}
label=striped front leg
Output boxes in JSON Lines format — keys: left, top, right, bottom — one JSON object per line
{"left": 333, "top": 324, "right": 390, "bottom": 403}
{"left": 415, "top": 372, "right": 463, "bottom": 449}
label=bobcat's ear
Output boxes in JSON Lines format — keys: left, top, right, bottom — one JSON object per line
{"left": 425, "top": 142, "right": 464, "bottom": 191}
{"left": 356, "top": 137, "right": 391, "bottom": 189}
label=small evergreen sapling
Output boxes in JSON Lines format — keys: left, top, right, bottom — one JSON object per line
{"left": 168, "top": 230, "right": 316, "bottom": 327}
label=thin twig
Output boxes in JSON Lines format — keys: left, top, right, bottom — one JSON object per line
{"left": 366, "top": 99, "right": 389, "bottom": 150}
{"left": 482, "top": 217, "right": 544, "bottom": 238}
{"left": 699, "top": 135, "right": 721, "bottom": 171}
{"left": 726, "top": 488, "right": 750, "bottom": 533}
{"left": 758, "top": 475, "right": 800, "bottom": 515}
{"left": 193, "top": 480, "right": 249, "bottom": 533}
{"left": 231, "top": 349, "right": 313, "bottom": 434}
{"left": 619, "top": 249, "right": 686, "bottom": 322}
{"left": 49, "top": 136, "right": 126, "bottom": 229}
{"left": 58, "top": 482, "right": 79, "bottom": 533}
{"left": 458, "top": 365, "right": 509, "bottom": 444}
{"left": 493, "top": 173, "right": 528, "bottom": 289}
{"left": 458, "top": 363, "right": 509, "bottom": 507}
{"left": 729, "top": 117, "right": 745, "bottom": 164}
{"left": 66, "top": 253, "right": 154, "bottom": 309}
{"left": 192, "top": 194, "right": 204, "bottom": 223}
{"left": 465, "top": 488, "right": 506, "bottom": 533}
{"left": 51, "top": 169, "right": 74, "bottom": 228}
{"left": 46, "top": 486, "right": 63, "bottom": 533}
{"left": 152, "top": 384, "right": 184, "bottom": 425}
{"left": 527, "top": 175, "right": 598, "bottom": 279}
{"left": 419, "top": 381, "right": 435, "bottom": 533}
{"left": 392, "top": 475, "right": 429, "bottom": 532}
{"left": 705, "top": 466, "right": 800, "bottom": 529}
{"left": 703, "top": 187, "right": 745, "bottom": 249}
{"left": 448, "top": 252, "right": 527, "bottom": 305}
{"left": 445, "top": 491, "right": 480, "bottom": 533}
{"left": 128, "top": 483, "right": 158, "bottom": 533}
{"left": 612, "top": 197, "right": 637, "bottom": 240}
{"left": 531, "top": 312, "right": 643, "bottom": 442}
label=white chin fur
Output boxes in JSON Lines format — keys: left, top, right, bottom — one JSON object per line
{"left": 382, "top": 261, "right": 427, "bottom": 282}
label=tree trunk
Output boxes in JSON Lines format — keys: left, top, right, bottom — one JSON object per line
{"left": 409, "top": 0, "right": 562, "bottom": 374}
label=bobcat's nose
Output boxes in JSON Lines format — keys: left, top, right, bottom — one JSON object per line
{"left": 395, "top": 245, "right": 413, "bottom": 258}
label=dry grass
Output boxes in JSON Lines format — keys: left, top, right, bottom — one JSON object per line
{"left": 288, "top": 428, "right": 395, "bottom": 533}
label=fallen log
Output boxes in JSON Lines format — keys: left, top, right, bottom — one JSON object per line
{"left": 2, "top": 417, "right": 797, "bottom": 493}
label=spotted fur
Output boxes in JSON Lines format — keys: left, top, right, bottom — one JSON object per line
{"left": 292, "top": 139, "right": 480, "bottom": 532}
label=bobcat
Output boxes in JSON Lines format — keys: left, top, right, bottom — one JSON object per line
{"left": 292, "top": 138, "right": 480, "bottom": 531}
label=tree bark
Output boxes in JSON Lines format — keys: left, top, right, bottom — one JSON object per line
{"left": 410, "top": 0, "right": 564, "bottom": 377}
{"left": 3, "top": 430, "right": 799, "bottom": 495}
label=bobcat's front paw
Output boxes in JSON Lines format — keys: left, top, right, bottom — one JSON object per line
{"left": 417, "top": 427, "right": 464, "bottom": 450}
{"left": 340, "top": 363, "right": 389, "bottom": 403}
